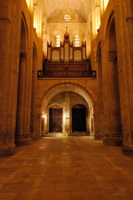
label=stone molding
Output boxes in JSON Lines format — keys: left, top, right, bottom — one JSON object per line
{"left": 0, "top": 18, "right": 10, "bottom": 23}
{"left": 42, "top": 82, "right": 95, "bottom": 106}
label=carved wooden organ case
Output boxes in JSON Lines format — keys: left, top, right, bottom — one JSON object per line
{"left": 47, "top": 31, "right": 86, "bottom": 64}
{"left": 38, "top": 30, "right": 96, "bottom": 78}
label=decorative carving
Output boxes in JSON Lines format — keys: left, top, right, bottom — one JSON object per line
{"left": 47, "top": 29, "right": 86, "bottom": 63}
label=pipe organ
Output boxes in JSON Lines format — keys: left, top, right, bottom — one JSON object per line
{"left": 38, "top": 29, "right": 96, "bottom": 78}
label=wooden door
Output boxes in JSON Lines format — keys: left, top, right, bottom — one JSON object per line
{"left": 49, "top": 108, "right": 63, "bottom": 132}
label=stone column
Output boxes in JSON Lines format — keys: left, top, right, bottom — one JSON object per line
{"left": 33, "top": 104, "right": 42, "bottom": 140}
{"left": 91, "top": 116, "right": 94, "bottom": 136}
{"left": 15, "top": 53, "right": 31, "bottom": 145}
{"left": 120, "top": 0, "right": 133, "bottom": 154}
{"left": 103, "top": 51, "right": 122, "bottom": 146}
{"left": 97, "top": 42, "right": 104, "bottom": 140}
{"left": 43, "top": 113, "right": 48, "bottom": 135}
{"left": 0, "top": 0, "right": 23, "bottom": 156}
{"left": 64, "top": 92, "right": 70, "bottom": 136}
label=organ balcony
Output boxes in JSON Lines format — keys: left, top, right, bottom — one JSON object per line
{"left": 38, "top": 30, "right": 96, "bottom": 78}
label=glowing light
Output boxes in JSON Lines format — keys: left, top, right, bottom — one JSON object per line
{"left": 33, "top": 3, "right": 38, "bottom": 32}
{"left": 26, "top": 0, "right": 30, "bottom": 8}
{"left": 104, "top": 0, "right": 109, "bottom": 10}
{"left": 96, "top": 7, "right": 101, "bottom": 34}
{"left": 63, "top": 14, "right": 71, "bottom": 22}
{"left": 42, "top": 115, "right": 46, "bottom": 119}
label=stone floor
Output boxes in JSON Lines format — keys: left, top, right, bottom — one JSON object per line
{"left": 0, "top": 136, "right": 133, "bottom": 200}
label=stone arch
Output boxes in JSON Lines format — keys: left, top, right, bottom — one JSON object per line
{"left": 96, "top": 42, "right": 104, "bottom": 137}
{"left": 40, "top": 83, "right": 98, "bottom": 137}
{"left": 30, "top": 42, "right": 38, "bottom": 138}
{"left": 72, "top": 103, "right": 89, "bottom": 111}
{"left": 93, "top": 10, "right": 115, "bottom": 64}
{"left": 15, "top": 13, "right": 30, "bottom": 145}
{"left": 102, "top": 10, "right": 115, "bottom": 41}
{"left": 20, "top": 12, "right": 28, "bottom": 53}
{"left": 33, "top": 42, "right": 38, "bottom": 69}
{"left": 47, "top": 103, "right": 63, "bottom": 110}
{"left": 41, "top": 83, "right": 95, "bottom": 114}
{"left": 103, "top": 11, "right": 122, "bottom": 146}
{"left": 105, "top": 11, "right": 115, "bottom": 40}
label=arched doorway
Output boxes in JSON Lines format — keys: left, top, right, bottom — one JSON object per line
{"left": 72, "top": 105, "right": 86, "bottom": 132}
{"left": 49, "top": 105, "right": 63, "bottom": 133}
{"left": 40, "top": 84, "right": 96, "bottom": 137}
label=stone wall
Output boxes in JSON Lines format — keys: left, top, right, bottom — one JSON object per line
{"left": 35, "top": 78, "right": 102, "bottom": 139}
{"left": 0, "top": 0, "right": 42, "bottom": 155}
{"left": 91, "top": 0, "right": 133, "bottom": 154}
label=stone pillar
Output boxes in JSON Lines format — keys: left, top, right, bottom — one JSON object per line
{"left": 91, "top": 116, "right": 94, "bottom": 136}
{"left": 86, "top": 109, "right": 90, "bottom": 135}
{"left": 0, "top": 1, "right": 18, "bottom": 156}
{"left": 97, "top": 43, "right": 104, "bottom": 140}
{"left": 44, "top": 113, "right": 49, "bottom": 135}
{"left": 64, "top": 92, "right": 70, "bottom": 135}
{"left": 103, "top": 51, "right": 122, "bottom": 146}
{"left": 43, "top": 113, "right": 48, "bottom": 135}
{"left": 33, "top": 104, "right": 42, "bottom": 140}
{"left": 120, "top": 0, "right": 133, "bottom": 155}
{"left": 30, "top": 69, "right": 36, "bottom": 139}
{"left": 15, "top": 53, "right": 31, "bottom": 145}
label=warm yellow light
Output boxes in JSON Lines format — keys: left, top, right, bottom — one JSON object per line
{"left": 104, "top": 0, "right": 109, "bottom": 10}
{"left": 33, "top": 4, "right": 38, "bottom": 32}
{"left": 96, "top": 7, "right": 101, "bottom": 34}
{"left": 26, "top": 0, "right": 30, "bottom": 8}
{"left": 33, "top": 1, "right": 42, "bottom": 38}
{"left": 42, "top": 115, "right": 46, "bottom": 119}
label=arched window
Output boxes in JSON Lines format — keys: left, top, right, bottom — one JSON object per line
{"left": 73, "top": 35, "right": 80, "bottom": 47}
{"left": 55, "top": 35, "right": 61, "bottom": 47}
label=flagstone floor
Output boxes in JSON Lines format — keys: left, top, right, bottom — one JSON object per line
{"left": 0, "top": 136, "right": 133, "bottom": 200}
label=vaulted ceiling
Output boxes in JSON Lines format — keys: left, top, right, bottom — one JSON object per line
{"left": 43, "top": 0, "right": 92, "bottom": 22}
